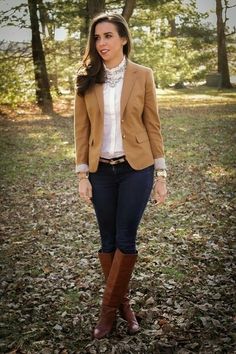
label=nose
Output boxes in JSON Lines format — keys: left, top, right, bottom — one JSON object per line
{"left": 98, "top": 37, "right": 106, "bottom": 47}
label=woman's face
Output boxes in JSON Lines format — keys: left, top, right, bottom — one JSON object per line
{"left": 94, "top": 21, "right": 127, "bottom": 68}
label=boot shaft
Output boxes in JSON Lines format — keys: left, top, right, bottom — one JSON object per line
{"left": 103, "top": 249, "right": 137, "bottom": 308}
{"left": 98, "top": 251, "right": 114, "bottom": 281}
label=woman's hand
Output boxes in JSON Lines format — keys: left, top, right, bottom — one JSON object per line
{"left": 152, "top": 178, "right": 167, "bottom": 205}
{"left": 78, "top": 174, "right": 92, "bottom": 203}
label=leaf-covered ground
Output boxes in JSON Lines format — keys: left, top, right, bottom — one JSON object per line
{"left": 0, "top": 87, "right": 236, "bottom": 354}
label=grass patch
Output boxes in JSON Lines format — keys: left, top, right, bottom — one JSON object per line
{"left": 160, "top": 266, "right": 186, "bottom": 281}
{"left": 157, "top": 85, "right": 236, "bottom": 105}
{"left": 0, "top": 114, "right": 74, "bottom": 186}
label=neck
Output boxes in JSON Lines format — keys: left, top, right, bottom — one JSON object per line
{"left": 104, "top": 55, "right": 125, "bottom": 70}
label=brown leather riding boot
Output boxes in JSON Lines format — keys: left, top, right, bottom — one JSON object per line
{"left": 119, "top": 292, "right": 140, "bottom": 334}
{"left": 98, "top": 251, "right": 139, "bottom": 335}
{"left": 98, "top": 251, "right": 114, "bottom": 280}
{"left": 93, "top": 249, "right": 137, "bottom": 339}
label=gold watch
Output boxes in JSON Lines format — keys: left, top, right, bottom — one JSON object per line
{"left": 78, "top": 172, "right": 89, "bottom": 182}
{"left": 155, "top": 170, "right": 167, "bottom": 178}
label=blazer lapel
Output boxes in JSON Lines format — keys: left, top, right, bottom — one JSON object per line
{"left": 120, "top": 60, "right": 137, "bottom": 117}
{"left": 95, "top": 83, "right": 104, "bottom": 118}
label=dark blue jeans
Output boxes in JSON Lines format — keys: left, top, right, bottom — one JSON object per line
{"left": 89, "top": 161, "right": 154, "bottom": 254}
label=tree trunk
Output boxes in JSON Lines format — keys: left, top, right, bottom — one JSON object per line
{"left": 216, "top": 0, "right": 232, "bottom": 88}
{"left": 84, "top": 0, "right": 105, "bottom": 37}
{"left": 37, "top": 0, "right": 54, "bottom": 39}
{"left": 68, "top": 37, "right": 74, "bottom": 93}
{"left": 122, "top": 0, "right": 136, "bottom": 23}
{"left": 87, "top": 0, "right": 105, "bottom": 19}
{"left": 168, "top": 18, "right": 177, "bottom": 37}
{"left": 28, "top": 0, "right": 53, "bottom": 113}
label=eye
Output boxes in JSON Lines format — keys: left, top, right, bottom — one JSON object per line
{"left": 94, "top": 36, "right": 99, "bottom": 41}
{"left": 105, "top": 34, "right": 112, "bottom": 38}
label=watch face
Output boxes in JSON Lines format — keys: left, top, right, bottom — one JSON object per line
{"left": 156, "top": 170, "right": 167, "bottom": 178}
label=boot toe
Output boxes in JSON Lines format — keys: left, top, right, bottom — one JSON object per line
{"left": 93, "top": 306, "right": 116, "bottom": 339}
{"left": 93, "top": 322, "right": 116, "bottom": 339}
{"left": 128, "top": 321, "right": 140, "bottom": 334}
{"left": 93, "top": 327, "right": 108, "bottom": 339}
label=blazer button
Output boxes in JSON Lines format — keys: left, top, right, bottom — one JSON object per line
{"left": 121, "top": 119, "right": 124, "bottom": 123}
{"left": 122, "top": 134, "right": 126, "bottom": 139}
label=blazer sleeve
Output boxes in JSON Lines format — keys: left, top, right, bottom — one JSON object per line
{"left": 74, "top": 92, "right": 90, "bottom": 169}
{"left": 142, "top": 68, "right": 165, "bottom": 160}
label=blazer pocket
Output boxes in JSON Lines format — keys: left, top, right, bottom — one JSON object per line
{"left": 136, "top": 132, "right": 149, "bottom": 143}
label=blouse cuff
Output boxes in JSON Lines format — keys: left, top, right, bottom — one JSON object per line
{"left": 154, "top": 157, "right": 166, "bottom": 170}
{"left": 75, "top": 164, "right": 89, "bottom": 173}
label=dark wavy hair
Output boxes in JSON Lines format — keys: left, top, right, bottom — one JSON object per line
{"left": 76, "top": 13, "right": 132, "bottom": 96}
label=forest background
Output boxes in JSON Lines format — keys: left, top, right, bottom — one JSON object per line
{"left": 0, "top": 0, "right": 236, "bottom": 111}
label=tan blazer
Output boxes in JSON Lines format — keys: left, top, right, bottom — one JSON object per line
{"left": 74, "top": 60, "right": 165, "bottom": 173}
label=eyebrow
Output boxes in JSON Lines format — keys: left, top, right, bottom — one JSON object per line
{"left": 94, "top": 31, "right": 113, "bottom": 37}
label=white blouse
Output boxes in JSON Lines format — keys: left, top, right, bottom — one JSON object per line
{"left": 100, "top": 57, "right": 126, "bottom": 159}
{"left": 76, "top": 57, "right": 166, "bottom": 173}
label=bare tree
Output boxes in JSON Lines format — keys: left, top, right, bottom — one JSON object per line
{"left": 28, "top": 0, "right": 53, "bottom": 113}
{"left": 168, "top": 18, "right": 177, "bottom": 37}
{"left": 37, "top": 0, "right": 54, "bottom": 39}
{"left": 122, "top": 0, "right": 136, "bottom": 22}
{"left": 216, "top": 0, "right": 232, "bottom": 88}
{"left": 87, "top": 0, "right": 105, "bottom": 18}
{"left": 83, "top": 0, "right": 136, "bottom": 35}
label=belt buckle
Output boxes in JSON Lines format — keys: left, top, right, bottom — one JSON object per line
{"left": 110, "top": 159, "right": 118, "bottom": 165}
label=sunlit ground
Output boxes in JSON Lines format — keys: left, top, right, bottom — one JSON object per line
{"left": 157, "top": 86, "right": 236, "bottom": 106}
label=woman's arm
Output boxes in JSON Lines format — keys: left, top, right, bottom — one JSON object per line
{"left": 74, "top": 92, "right": 90, "bottom": 171}
{"left": 74, "top": 92, "right": 92, "bottom": 203}
{"left": 142, "top": 68, "right": 165, "bottom": 163}
{"left": 142, "top": 69, "right": 167, "bottom": 204}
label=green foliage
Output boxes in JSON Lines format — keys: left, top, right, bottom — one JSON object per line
{"left": 43, "top": 37, "right": 82, "bottom": 95}
{"left": 0, "top": 51, "right": 35, "bottom": 105}
{"left": 0, "top": 0, "right": 234, "bottom": 104}
{"left": 131, "top": 1, "right": 217, "bottom": 87}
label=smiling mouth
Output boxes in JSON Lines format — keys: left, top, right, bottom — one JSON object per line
{"left": 100, "top": 49, "right": 109, "bottom": 55}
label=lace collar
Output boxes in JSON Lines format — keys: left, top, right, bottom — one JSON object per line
{"left": 104, "top": 56, "right": 127, "bottom": 87}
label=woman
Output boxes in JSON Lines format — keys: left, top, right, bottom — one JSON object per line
{"left": 74, "top": 13, "right": 167, "bottom": 339}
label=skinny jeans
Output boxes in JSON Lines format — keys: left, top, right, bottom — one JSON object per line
{"left": 89, "top": 161, "right": 154, "bottom": 254}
